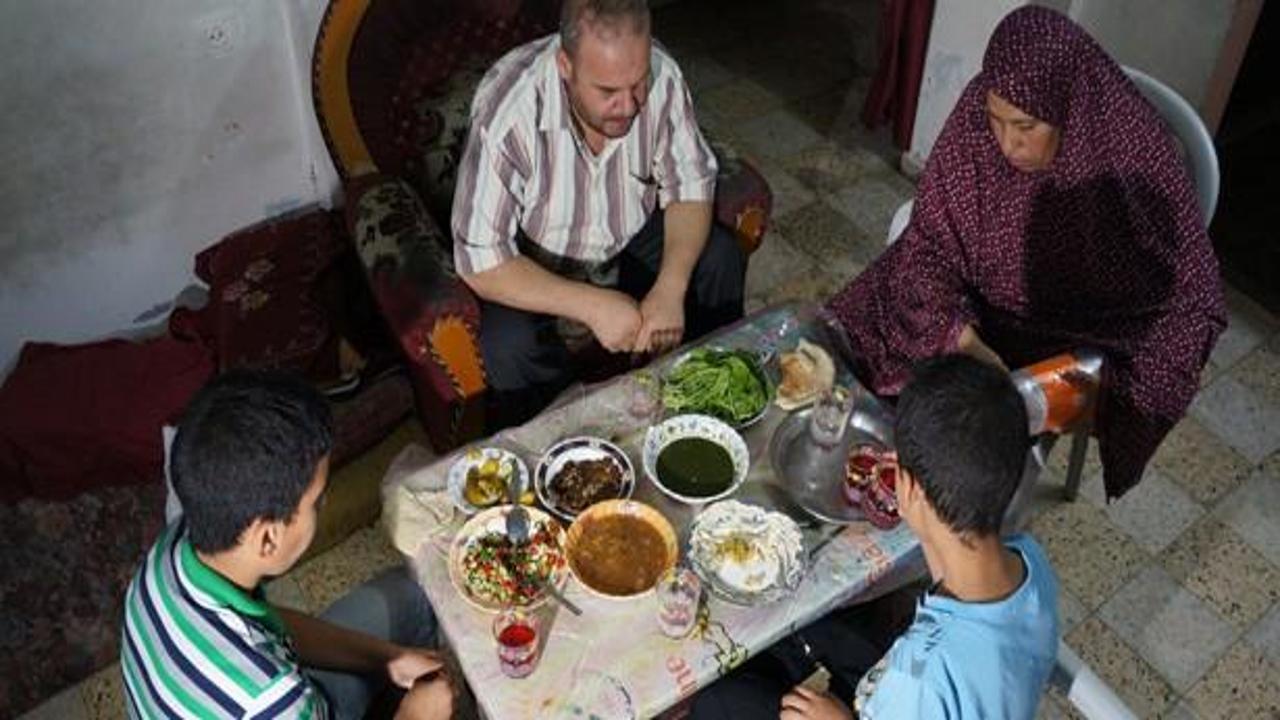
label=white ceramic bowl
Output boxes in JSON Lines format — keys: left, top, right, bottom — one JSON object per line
{"left": 642, "top": 414, "right": 750, "bottom": 505}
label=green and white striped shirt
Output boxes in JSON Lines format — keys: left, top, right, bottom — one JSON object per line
{"left": 120, "top": 522, "right": 329, "bottom": 718}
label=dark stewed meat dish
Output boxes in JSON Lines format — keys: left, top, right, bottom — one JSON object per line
{"left": 550, "top": 458, "right": 624, "bottom": 513}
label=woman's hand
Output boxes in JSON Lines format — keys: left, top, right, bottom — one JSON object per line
{"left": 957, "top": 325, "right": 1008, "bottom": 372}
{"left": 779, "top": 685, "right": 854, "bottom": 720}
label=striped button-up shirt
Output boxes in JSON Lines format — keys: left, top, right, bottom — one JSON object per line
{"left": 451, "top": 34, "right": 717, "bottom": 277}
{"left": 121, "top": 523, "right": 328, "bottom": 719}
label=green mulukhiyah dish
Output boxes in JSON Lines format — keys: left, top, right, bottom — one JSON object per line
{"left": 656, "top": 437, "right": 735, "bottom": 498}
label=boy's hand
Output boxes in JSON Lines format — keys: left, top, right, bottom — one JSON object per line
{"left": 394, "top": 675, "right": 453, "bottom": 720}
{"left": 387, "top": 647, "right": 446, "bottom": 689}
{"left": 779, "top": 685, "right": 853, "bottom": 720}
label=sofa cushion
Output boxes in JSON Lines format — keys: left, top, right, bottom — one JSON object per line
{"left": 0, "top": 336, "right": 214, "bottom": 504}
{"left": 186, "top": 208, "right": 349, "bottom": 381}
{"left": 410, "top": 60, "right": 488, "bottom": 224}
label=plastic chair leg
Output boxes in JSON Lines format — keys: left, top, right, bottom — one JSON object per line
{"left": 1063, "top": 424, "right": 1090, "bottom": 501}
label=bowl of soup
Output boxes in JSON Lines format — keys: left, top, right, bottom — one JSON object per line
{"left": 642, "top": 414, "right": 750, "bottom": 505}
{"left": 564, "top": 500, "right": 678, "bottom": 599}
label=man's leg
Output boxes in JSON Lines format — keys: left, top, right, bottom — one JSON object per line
{"left": 685, "top": 223, "right": 747, "bottom": 339}
{"left": 307, "top": 566, "right": 436, "bottom": 720}
{"left": 618, "top": 211, "right": 746, "bottom": 342}
{"left": 479, "top": 300, "right": 574, "bottom": 428}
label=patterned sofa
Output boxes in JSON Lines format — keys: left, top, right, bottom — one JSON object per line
{"left": 312, "top": 0, "right": 773, "bottom": 452}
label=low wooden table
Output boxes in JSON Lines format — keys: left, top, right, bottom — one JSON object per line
{"left": 385, "top": 304, "right": 923, "bottom": 719}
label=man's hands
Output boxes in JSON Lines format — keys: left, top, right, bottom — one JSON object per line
{"left": 582, "top": 282, "right": 687, "bottom": 355}
{"left": 583, "top": 288, "right": 645, "bottom": 352}
{"left": 635, "top": 280, "right": 686, "bottom": 355}
{"left": 779, "top": 685, "right": 854, "bottom": 720}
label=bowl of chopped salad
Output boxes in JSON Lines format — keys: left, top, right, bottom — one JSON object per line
{"left": 662, "top": 347, "right": 774, "bottom": 428}
{"left": 448, "top": 505, "right": 568, "bottom": 612}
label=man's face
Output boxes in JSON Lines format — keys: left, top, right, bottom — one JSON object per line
{"left": 557, "top": 22, "right": 652, "bottom": 140}
{"left": 267, "top": 456, "right": 329, "bottom": 576}
{"left": 986, "top": 91, "right": 1060, "bottom": 173}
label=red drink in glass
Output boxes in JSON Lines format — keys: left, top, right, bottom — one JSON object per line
{"left": 493, "top": 609, "right": 540, "bottom": 678}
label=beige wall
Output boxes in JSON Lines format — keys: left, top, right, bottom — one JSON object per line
{"left": 0, "top": 0, "right": 339, "bottom": 374}
{"left": 1067, "top": 0, "right": 1235, "bottom": 116}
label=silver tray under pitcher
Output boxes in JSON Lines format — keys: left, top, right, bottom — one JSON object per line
{"left": 768, "top": 396, "right": 896, "bottom": 525}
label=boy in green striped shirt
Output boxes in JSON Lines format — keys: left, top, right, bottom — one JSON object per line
{"left": 121, "top": 371, "right": 452, "bottom": 719}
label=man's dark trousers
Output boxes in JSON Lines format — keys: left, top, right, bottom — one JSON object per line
{"left": 479, "top": 210, "right": 745, "bottom": 428}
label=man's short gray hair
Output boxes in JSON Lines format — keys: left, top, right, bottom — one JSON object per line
{"left": 559, "top": 0, "right": 651, "bottom": 55}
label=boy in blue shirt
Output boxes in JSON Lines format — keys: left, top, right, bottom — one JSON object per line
{"left": 694, "top": 354, "right": 1059, "bottom": 719}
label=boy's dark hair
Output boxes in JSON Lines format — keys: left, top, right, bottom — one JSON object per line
{"left": 894, "top": 355, "right": 1029, "bottom": 537}
{"left": 559, "top": 0, "right": 650, "bottom": 56}
{"left": 171, "top": 370, "right": 333, "bottom": 553}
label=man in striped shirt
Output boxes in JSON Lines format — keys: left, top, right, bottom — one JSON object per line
{"left": 121, "top": 371, "right": 452, "bottom": 719}
{"left": 452, "top": 0, "right": 745, "bottom": 421}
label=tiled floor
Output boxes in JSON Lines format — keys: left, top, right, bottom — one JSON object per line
{"left": 21, "top": 1, "right": 1280, "bottom": 718}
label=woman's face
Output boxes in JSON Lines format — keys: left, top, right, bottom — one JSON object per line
{"left": 986, "top": 91, "right": 1061, "bottom": 172}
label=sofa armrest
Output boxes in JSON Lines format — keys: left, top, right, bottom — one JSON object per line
{"left": 709, "top": 138, "right": 774, "bottom": 256}
{"left": 344, "top": 174, "right": 487, "bottom": 451}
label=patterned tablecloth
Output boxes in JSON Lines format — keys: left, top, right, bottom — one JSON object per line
{"left": 385, "top": 304, "right": 923, "bottom": 719}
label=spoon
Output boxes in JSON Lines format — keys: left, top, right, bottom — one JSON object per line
{"left": 504, "top": 477, "right": 582, "bottom": 616}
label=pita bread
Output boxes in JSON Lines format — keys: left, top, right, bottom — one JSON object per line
{"left": 776, "top": 339, "right": 835, "bottom": 410}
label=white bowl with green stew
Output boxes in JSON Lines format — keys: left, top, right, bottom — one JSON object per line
{"left": 643, "top": 414, "right": 750, "bottom": 505}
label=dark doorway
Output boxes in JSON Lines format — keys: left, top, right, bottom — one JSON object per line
{"left": 1211, "top": 1, "right": 1280, "bottom": 314}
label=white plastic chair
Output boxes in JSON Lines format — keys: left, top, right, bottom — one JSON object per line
{"left": 1050, "top": 641, "right": 1139, "bottom": 719}
{"left": 886, "top": 199, "right": 913, "bottom": 245}
{"left": 1123, "top": 66, "right": 1220, "bottom": 225}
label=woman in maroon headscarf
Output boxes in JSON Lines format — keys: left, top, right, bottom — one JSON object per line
{"left": 825, "top": 6, "right": 1225, "bottom": 499}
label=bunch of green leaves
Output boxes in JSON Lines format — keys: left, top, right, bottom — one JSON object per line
{"left": 662, "top": 348, "right": 768, "bottom": 424}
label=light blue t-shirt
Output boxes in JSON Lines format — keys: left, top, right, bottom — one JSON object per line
{"left": 855, "top": 534, "right": 1059, "bottom": 720}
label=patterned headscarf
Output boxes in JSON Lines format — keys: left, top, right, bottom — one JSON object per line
{"left": 825, "top": 6, "right": 1225, "bottom": 499}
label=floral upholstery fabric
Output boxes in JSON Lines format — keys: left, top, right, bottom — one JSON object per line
{"left": 185, "top": 209, "right": 348, "bottom": 381}
{"left": 705, "top": 133, "right": 773, "bottom": 254}
{"left": 349, "top": 0, "right": 559, "bottom": 183}
{"left": 413, "top": 60, "right": 489, "bottom": 223}
{"left": 347, "top": 176, "right": 485, "bottom": 449}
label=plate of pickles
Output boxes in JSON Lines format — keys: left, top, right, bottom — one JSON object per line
{"left": 446, "top": 447, "right": 530, "bottom": 515}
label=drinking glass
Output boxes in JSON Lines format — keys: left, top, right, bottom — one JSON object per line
{"left": 493, "top": 608, "right": 541, "bottom": 678}
{"left": 809, "top": 385, "right": 854, "bottom": 449}
{"left": 624, "top": 369, "right": 663, "bottom": 426}
{"left": 655, "top": 566, "right": 701, "bottom": 638}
